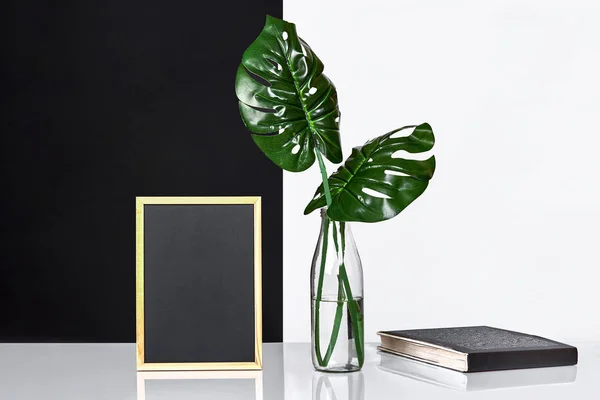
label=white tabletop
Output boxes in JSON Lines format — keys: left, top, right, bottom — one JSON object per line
{"left": 0, "top": 342, "right": 597, "bottom": 399}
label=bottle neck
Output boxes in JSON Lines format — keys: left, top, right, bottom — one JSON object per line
{"left": 319, "top": 207, "right": 328, "bottom": 218}
{"left": 319, "top": 208, "right": 354, "bottom": 242}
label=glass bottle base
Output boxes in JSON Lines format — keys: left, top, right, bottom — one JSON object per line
{"left": 313, "top": 364, "right": 362, "bottom": 373}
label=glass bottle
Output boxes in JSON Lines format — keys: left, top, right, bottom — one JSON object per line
{"left": 311, "top": 208, "right": 364, "bottom": 372}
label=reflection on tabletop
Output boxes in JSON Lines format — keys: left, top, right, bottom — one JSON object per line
{"left": 137, "top": 370, "right": 263, "bottom": 400}
{"left": 1, "top": 343, "right": 593, "bottom": 400}
{"left": 377, "top": 351, "right": 577, "bottom": 391}
{"left": 137, "top": 369, "right": 366, "bottom": 400}
{"left": 313, "top": 371, "right": 364, "bottom": 400}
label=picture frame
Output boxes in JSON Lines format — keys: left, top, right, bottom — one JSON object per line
{"left": 136, "top": 196, "right": 262, "bottom": 371}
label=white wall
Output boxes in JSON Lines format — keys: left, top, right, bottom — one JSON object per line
{"left": 283, "top": 0, "right": 600, "bottom": 343}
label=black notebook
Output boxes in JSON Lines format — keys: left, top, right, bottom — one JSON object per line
{"left": 377, "top": 326, "right": 578, "bottom": 372}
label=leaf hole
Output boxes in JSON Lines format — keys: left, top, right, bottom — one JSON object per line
{"left": 335, "top": 117, "right": 340, "bottom": 123}
{"left": 279, "top": 128, "right": 285, "bottom": 134}
{"left": 244, "top": 66, "right": 271, "bottom": 87}
{"left": 282, "top": 31, "right": 288, "bottom": 40}
{"left": 390, "top": 126, "right": 416, "bottom": 139}
{"left": 292, "top": 144, "right": 301, "bottom": 154}
{"left": 391, "top": 149, "right": 433, "bottom": 161}
{"left": 385, "top": 169, "right": 409, "bottom": 177}
{"left": 308, "top": 87, "right": 318, "bottom": 95}
{"left": 254, "top": 130, "right": 279, "bottom": 137}
{"left": 362, "top": 188, "right": 391, "bottom": 199}
{"left": 265, "top": 57, "right": 283, "bottom": 72}
{"left": 248, "top": 104, "right": 275, "bottom": 114}
{"left": 313, "top": 193, "right": 322, "bottom": 200}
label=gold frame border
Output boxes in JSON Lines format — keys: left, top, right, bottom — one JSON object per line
{"left": 135, "top": 196, "right": 263, "bottom": 371}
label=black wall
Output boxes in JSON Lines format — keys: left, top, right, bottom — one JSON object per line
{"left": 0, "top": 1, "right": 283, "bottom": 342}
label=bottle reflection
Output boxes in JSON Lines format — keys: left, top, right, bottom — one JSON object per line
{"left": 312, "top": 371, "right": 364, "bottom": 400}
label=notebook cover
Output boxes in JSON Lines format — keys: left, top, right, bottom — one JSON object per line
{"left": 379, "top": 326, "right": 578, "bottom": 372}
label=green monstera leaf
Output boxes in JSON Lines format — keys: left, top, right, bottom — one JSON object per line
{"left": 235, "top": 16, "right": 342, "bottom": 172}
{"left": 304, "top": 123, "right": 436, "bottom": 222}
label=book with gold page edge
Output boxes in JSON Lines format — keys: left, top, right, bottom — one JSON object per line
{"left": 377, "top": 326, "right": 578, "bottom": 372}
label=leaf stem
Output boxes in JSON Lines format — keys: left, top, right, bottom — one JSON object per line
{"left": 313, "top": 214, "right": 329, "bottom": 366}
{"left": 313, "top": 149, "right": 333, "bottom": 367}
{"left": 321, "top": 221, "right": 344, "bottom": 364}
{"left": 339, "top": 263, "right": 364, "bottom": 367}
{"left": 322, "top": 273, "right": 345, "bottom": 365}
{"left": 313, "top": 149, "right": 364, "bottom": 369}
{"left": 315, "top": 150, "right": 333, "bottom": 207}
